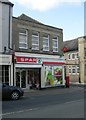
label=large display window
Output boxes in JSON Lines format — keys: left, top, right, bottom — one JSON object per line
{"left": 44, "top": 65, "right": 63, "bottom": 87}
{"left": 2, "top": 65, "right": 9, "bottom": 85}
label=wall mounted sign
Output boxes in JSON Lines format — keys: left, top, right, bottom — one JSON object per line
{"left": 16, "top": 56, "right": 37, "bottom": 63}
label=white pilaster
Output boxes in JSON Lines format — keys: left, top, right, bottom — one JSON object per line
{"left": 62, "top": 66, "right": 65, "bottom": 85}
{"left": 11, "top": 63, "right": 13, "bottom": 85}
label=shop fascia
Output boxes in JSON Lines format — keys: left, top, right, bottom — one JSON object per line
{"left": 0, "top": 54, "right": 12, "bottom": 65}
{"left": 15, "top": 52, "right": 65, "bottom": 65}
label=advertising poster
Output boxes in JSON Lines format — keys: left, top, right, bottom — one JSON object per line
{"left": 44, "top": 65, "right": 63, "bottom": 87}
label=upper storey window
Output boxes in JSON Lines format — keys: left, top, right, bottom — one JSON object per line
{"left": 68, "top": 54, "right": 71, "bottom": 59}
{"left": 19, "top": 29, "right": 28, "bottom": 49}
{"left": 52, "top": 36, "right": 58, "bottom": 52}
{"left": 43, "top": 34, "right": 49, "bottom": 51}
{"left": 32, "top": 32, "right": 39, "bottom": 50}
{"left": 72, "top": 53, "right": 75, "bottom": 60}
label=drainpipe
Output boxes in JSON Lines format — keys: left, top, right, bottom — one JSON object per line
{"left": 8, "top": 5, "right": 14, "bottom": 86}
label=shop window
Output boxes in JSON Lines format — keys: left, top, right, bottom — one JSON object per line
{"left": 43, "top": 34, "right": 49, "bottom": 51}
{"left": 19, "top": 29, "right": 28, "bottom": 49}
{"left": 32, "top": 32, "right": 39, "bottom": 50}
{"left": 44, "top": 65, "right": 63, "bottom": 86}
{"left": 16, "top": 69, "right": 20, "bottom": 87}
{"left": 2, "top": 65, "right": 9, "bottom": 85}
{"left": 52, "top": 36, "right": 58, "bottom": 52}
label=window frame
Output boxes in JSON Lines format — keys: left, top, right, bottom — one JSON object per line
{"left": 68, "top": 66, "right": 72, "bottom": 74}
{"left": 76, "top": 65, "right": 79, "bottom": 74}
{"left": 2, "top": 65, "right": 9, "bottom": 85}
{"left": 72, "top": 66, "right": 76, "bottom": 74}
{"left": 32, "top": 32, "right": 39, "bottom": 50}
{"left": 52, "top": 36, "right": 58, "bottom": 52}
{"left": 43, "top": 35, "right": 49, "bottom": 51}
{"left": 76, "top": 53, "right": 79, "bottom": 59}
{"left": 72, "top": 53, "right": 75, "bottom": 60}
{"left": 68, "top": 54, "right": 71, "bottom": 60}
{"left": 19, "top": 29, "right": 28, "bottom": 49}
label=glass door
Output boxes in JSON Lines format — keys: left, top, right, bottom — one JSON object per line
{"left": 16, "top": 69, "right": 26, "bottom": 88}
{"left": 27, "top": 69, "right": 40, "bottom": 89}
{"left": 21, "top": 70, "right": 26, "bottom": 88}
{"left": 16, "top": 69, "right": 20, "bottom": 87}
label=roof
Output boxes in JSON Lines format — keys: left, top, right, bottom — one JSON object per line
{"left": 63, "top": 39, "right": 78, "bottom": 51}
{"left": 18, "top": 14, "right": 42, "bottom": 24}
{"left": 14, "top": 13, "right": 63, "bottom": 31}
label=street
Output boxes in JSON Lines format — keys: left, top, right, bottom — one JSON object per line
{"left": 1, "top": 86, "right": 85, "bottom": 119}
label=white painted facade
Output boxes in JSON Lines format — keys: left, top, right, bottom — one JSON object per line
{"left": 0, "top": 0, "right": 13, "bottom": 52}
{"left": 0, "top": 0, "right": 14, "bottom": 86}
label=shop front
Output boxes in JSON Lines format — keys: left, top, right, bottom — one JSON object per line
{"left": 15, "top": 56, "right": 42, "bottom": 89}
{"left": 0, "top": 54, "right": 13, "bottom": 85}
{"left": 15, "top": 52, "right": 65, "bottom": 90}
{"left": 41, "top": 64, "right": 65, "bottom": 88}
{"left": 16, "top": 68, "right": 41, "bottom": 89}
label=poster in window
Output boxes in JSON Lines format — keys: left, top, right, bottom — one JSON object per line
{"left": 44, "top": 65, "right": 63, "bottom": 87}
{"left": 53, "top": 66, "right": 63, "bottom": 85}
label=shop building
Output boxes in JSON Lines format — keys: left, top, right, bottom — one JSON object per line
{"left": 0, "top": 0, "right": 14, "bottom": 85}
{"left": 12, "top": 14, "right": 65, "bottom": 89}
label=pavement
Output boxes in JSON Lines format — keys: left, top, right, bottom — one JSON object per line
{"left": 23, "top": 82, "right": 86, "bottom": 93}
{"left": 23, "top": 89, "right": 36, "bottom": 93}
{"left": 70, "top": 82, "right": 86, "bottom": 88}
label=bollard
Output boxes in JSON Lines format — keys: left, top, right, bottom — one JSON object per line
{"left": 65, "top": 76, "right": 70, "bottom": 88}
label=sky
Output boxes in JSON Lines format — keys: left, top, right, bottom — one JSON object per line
{"left": 10, "top": 0, "right": 85, "bottom": 41}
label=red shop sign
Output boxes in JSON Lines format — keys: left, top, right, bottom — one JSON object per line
{"left": 16, "top": 56, "right": 37, "bottom": 63}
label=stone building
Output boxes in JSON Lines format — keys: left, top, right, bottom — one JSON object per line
{"left": 78, "top": 37, "right": 86, "bottom": 83}
{"left": 12, "top": 14, "right": 65, "bottom": 89}
{"left": 63, "top": 36, "right": 86, "bottom": 83}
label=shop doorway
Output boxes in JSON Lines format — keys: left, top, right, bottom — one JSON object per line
{"left": 16, "top": 68, "right": 41, "bottom": 89}
{"left": 27, "top": 69, "right": 40, "bottom": 89}
{"left": 16, "top": 69, "right": 26, "bottom": 88}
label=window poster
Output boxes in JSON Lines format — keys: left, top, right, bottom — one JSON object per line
{"left": 44, "top": 65, "right": 63, "bottom": 87}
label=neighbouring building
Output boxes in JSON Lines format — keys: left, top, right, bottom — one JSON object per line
{"left": 12, "top": 14, "right": 65, "bottom": 90}
{"left": 78, "top": 36, "right": 86, "bottom": 83}
{"left": 0, "top": 0, "right": 14, "bottom": 85}
{"left": 63, "top": 36, "right": 86, "bottom": 84}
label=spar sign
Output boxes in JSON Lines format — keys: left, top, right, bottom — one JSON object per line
{"left": 16, "top": 56, "right": 37, "bottom": 63}
{"left": 16, "top": 56, "right": 42, "bottom": 64}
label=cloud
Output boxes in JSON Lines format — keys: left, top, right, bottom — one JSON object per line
{"left": 10, "top": 0, "right": 85, "bottom": 11}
